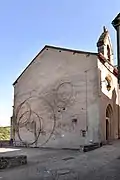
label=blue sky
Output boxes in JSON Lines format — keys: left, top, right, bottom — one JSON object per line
{"left": 0, "top": 0, "right": 120, "bottom": 126}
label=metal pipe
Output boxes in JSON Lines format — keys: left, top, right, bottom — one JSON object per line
{"left": 85, "top": 70, "right": 88, "bottom": 131}
{"left": 84, "top": 66, "right": 97, "bottom": 131}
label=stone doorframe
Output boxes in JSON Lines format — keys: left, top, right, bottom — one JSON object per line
{"left": 105, "top": 104, "right": 113, "bottom": 141}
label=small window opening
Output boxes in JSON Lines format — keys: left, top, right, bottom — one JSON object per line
{"left": 107, "top": 45, "right": 110, "bottom": 61}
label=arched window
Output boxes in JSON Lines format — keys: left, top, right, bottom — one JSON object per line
{"left": 107, "top": 45, "right": 110, "bottom": 61}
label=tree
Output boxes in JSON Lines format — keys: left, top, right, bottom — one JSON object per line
{"left": 0, "top": 127, "right": 10, "bottom": 140}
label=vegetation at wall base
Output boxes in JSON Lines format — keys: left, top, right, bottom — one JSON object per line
{"left": 0, "top": 126, "right": 10, "bottom": 140}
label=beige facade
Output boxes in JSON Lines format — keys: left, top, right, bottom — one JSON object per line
{"left": 12, "top": 28, "right": 120, "bottom": 149}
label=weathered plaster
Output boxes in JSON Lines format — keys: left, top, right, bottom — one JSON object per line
{"left": 13, "top": 47, "right": 100, "bottom": 148}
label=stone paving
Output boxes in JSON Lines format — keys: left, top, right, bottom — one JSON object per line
{"left": 0, "top": 140, "right": 120, "bottom": 179}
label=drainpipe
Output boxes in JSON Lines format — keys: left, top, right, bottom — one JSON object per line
{"left": 112, "top": 13, "right": 120, "bottom": 138}
{"left": 85, "top": 70, "right": 88, "bottom": 131}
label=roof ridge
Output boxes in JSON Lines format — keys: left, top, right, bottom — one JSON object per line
{"left": 45, "top": 45, "right": 97, "bottom": 55}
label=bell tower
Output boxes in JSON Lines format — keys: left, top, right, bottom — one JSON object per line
{"left": 97, "top": 26, "right": 114, "bottom": 65}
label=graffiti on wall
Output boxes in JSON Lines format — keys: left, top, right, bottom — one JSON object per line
{"left": 14, "top": 81, "right": 85, "bottom": 146}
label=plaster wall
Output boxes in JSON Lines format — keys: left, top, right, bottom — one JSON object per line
{"left": 98, "top": 59, "right": 119, "bottom": 142}
{"left": 13, "top": 47, "right": 99, "bottom": 148}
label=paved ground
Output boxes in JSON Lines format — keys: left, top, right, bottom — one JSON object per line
{"left": 1, "top": 141, "right": 120, "bottom": 179}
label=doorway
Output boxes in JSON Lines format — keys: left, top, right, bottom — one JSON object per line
{"left": 106, "top": 118, "right": 110, "bottom": 141}
{"left": 106, "top": 104, "right": 113, "bottom": 141}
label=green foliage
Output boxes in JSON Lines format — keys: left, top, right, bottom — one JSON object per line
{"left": 0, "top": 127, "right": 10, "bottom": 140}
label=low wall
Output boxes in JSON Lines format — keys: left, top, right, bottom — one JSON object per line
{"left": 0, "top": 140, "right": 10, "bottom": 147}
{"left": 0, "top": 155, "right": 27, "bottom": 169}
